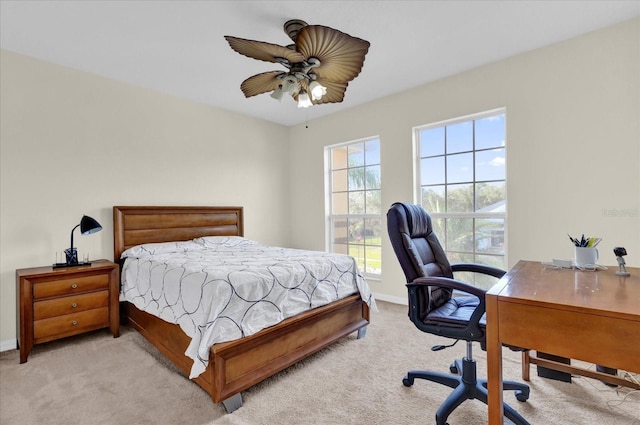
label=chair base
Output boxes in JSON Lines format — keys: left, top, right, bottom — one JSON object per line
{"left": 403, "top": 357, "right": 530, "bottom": 425}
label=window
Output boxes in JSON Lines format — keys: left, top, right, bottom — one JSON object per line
{"left": 414, "top": 109, "right": 506, "bottom": 288}
{"left": 326, "top": 137, "right": 382, "bottom": 277}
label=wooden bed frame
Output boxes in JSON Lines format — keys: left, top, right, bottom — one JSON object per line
{"left": 113, "top": 206, "right": 370, "bottom": 412}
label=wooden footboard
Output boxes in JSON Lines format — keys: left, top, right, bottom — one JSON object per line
{"left": 208, "top": 294, "right": 369, "bottom": 403}
{"left": 123, "top": 294, "right": 369, "bottom": 406}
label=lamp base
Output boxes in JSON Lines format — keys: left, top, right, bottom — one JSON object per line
{"left": 53, "top": 262, "right": 92, "bottom": 269}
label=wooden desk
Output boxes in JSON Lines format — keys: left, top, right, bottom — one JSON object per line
{"left": 486, "top": 260, "right": 640, "bottom": 424}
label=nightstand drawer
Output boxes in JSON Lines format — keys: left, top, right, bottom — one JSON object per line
{"left": 33, "top": 291, "right": 109, "bottom": 320}
{"left": 34, "top": 307, "right": 109, "bottom": 341}
{"left": 33, "top": 274, "right": 109, "bottom": 299}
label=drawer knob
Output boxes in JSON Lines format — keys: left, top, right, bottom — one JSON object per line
{"left": 71, "top": 303, "right": 78, "bottom": 308}
{"left": 71, "top": 284, "right": 78, "bottom": 289}
{"left": 71, "top": 320, "right": 78, "bottom": 326}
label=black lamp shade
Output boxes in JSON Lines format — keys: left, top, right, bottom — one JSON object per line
{"left": 80, "top": 215, "right": 102, "bottom": 235}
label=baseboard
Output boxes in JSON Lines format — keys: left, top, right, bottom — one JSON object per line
{"left": 0, "top": 339, "right": 17, "bottom": 352}
{"left": 372, "top": 292, "right": 407, "bottom": 305}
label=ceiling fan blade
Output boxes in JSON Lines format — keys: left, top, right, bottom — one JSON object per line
{"left": 224, "top": 36, "right": 305, "bottom": 64}
{"left": 240, "top": 71, "right": 285, "bottom": 98}
{"left": 295, "top": 25, "right": 370, "bottom": 83}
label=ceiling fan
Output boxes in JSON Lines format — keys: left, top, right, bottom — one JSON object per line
{"left": 224, "top": 19, "right": 370, "bottom": 108}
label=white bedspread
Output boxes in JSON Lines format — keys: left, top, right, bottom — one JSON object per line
{"left": 120, "top": 236, "right": 376, "bottom": 378}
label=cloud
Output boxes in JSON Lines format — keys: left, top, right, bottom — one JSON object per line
{"left": 489, "top": 156, "right": 505, "bottom": 167}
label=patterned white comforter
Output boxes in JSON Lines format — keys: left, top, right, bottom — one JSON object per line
{"left": 120, "top": 236, "right": 376, "bottom": 378}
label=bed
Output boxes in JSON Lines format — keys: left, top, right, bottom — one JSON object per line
{"left": 113, "top": 206, "right": 372, "bottom": 412}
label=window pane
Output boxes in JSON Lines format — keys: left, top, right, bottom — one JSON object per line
{"left": 348, "top": 217, "right": 364, "bottom": 243}
{"left": 475, "top": 114, "right": 505, "bottom": 150}
{"left": 332, "top": 146, "right": 348, "bottom": 169}
{"left": 476, "top": 182, "right": 505, "bottom": 212}
{"left": 349, "top": 244, "right": 365, "bottom": 271}
{"left": 476, "top": 148, "right": 505, "bottom": 181}
{"left": 364, "top": 165, "right": 381, "bottom": 189}
{"left": 364, "top": 217, "right": 382, "bottom": 245}
{"left": 446, "top": 218, "right": 474, "bottom": 252}
{"left": 420, "top": 127, "right": 445, "bottom": 156}
{"left": 421, "top": 157, "right": 445, "bottom": 185}
{"left": 332, "top": 192, "right": 348, "bottom": 214}
{"left": 447, "top": 183, "right": 473, "bottom": 213}
{"left": 446, "top": 121, "right": 473, "bottom": 153}
{"left": 365, "top": 139, "right": 380, "bottom": 165}
{"left": 446, "top": 152, "right": 473, "bottom": 183}
{"left": 422, "top": 185, "right": 445, "bottom": 213}
{"left": 476, "top": 218, "right": 504, "bottom": 255}
{"left": 332, "top": 169, "right": 348, "bottom": 192}
{"left": 348, "top": 191, "right": 364, "bottom": 214}
{"left": 365, "top": 190, "right": 381, "bottom": 214}
{"left": 365, "top": 246, "right": 381, "bottom": 274}
{"left": 476, "top": 254, "right": 505, "bottom": 271}
{"left": 348, "top": 167, "right": 365, "bottom": 190}
{"left": 332, "top": 217, "right": 349, "bottom": 244}
{"left": 431, "top": 217, "right": 446, "bottom": 246}
{"left": 348, "top": 143, "right": 365, "bottom": 167}
{"left": 448, "top": 252, "right": 473, "bottom": 265}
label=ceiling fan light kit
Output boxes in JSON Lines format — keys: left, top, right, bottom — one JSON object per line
{"left": 309, "top": 81, "right": 327, "bottom": 100}
{"left": 225, "top": 19, "right": 370, "bottom": 109}
{"left": 297, "top": 91, "right": 313, "bottom": 108}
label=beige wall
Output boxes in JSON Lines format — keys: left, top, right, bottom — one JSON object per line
{"left": 288, "top": 18, "right": 640, "bottom": 302}
{"left": 2, "top": 18, "right": 639, "bottom": 347}
{"left": 0, "top": 50, "right": 291, "bottom": 347}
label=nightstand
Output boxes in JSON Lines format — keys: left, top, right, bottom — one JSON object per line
{"left": 16, "top": 260, "right": 119, "bottom": 363}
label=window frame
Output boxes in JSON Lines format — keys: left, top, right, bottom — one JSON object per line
{"left": 325, "top": 136, "right": 382, "bottom": 279}
{"left": 413, "top": 108, "right": 508, "bottom": 271}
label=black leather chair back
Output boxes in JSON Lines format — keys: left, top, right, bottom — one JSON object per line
{"left": 387, "top": 202, "right": 453, "bottom": 312}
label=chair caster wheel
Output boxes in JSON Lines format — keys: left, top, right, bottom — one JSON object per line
{"left": 515, "top": 389, "right": 529, "bottom": 402}
{"left": 402, "top": 376, "right": 414, "bottom": 387}
{"left": 449, "top": 363, "right": 458, "bottom": 374}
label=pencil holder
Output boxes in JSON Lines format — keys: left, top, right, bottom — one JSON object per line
{"left": 574, "top": 247, "right": 598, "bottom": 269}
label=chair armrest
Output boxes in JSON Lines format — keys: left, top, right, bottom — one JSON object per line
{"left": 451, "top": 263, "right": 506, "bottom": 279}
{"left": 407, "top": 276, "right": 486, "bottom": 299}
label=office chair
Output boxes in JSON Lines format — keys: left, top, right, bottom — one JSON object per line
{"left": 387, "top": 202, "right": 530, "bottom": 425}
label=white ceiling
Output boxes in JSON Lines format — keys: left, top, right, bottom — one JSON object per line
{"left": 2, "top": 1, "right": 639, "bottom": 126}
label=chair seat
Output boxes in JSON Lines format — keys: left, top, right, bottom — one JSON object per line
{"left": 425, "top": 296, "right": 486, "bottom": 327}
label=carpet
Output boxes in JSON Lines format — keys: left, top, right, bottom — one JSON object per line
{"left": 1, "top": 301, "right": 637, "bottom": 424}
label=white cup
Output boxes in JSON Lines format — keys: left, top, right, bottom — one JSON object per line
{"left": 574, "top": 247, "right": 599, "bottom": 269}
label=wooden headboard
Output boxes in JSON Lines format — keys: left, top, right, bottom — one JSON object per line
{"left": 113, "top": 206, "right": 244, "bottom": 260}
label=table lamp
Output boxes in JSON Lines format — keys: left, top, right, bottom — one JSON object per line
{"left": 53, "top": 215, "right": 102, "bottom": 268}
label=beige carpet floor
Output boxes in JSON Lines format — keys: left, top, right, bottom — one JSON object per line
{"left": 1, "top": 301, "right": 638, "bottom": 425}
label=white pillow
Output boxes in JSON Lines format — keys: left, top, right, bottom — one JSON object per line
{"left": 121, "top": 240, "right": 204, "bottom": 258}
{"left": 193, "top": 236, "right": 259, "bottom": 248}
